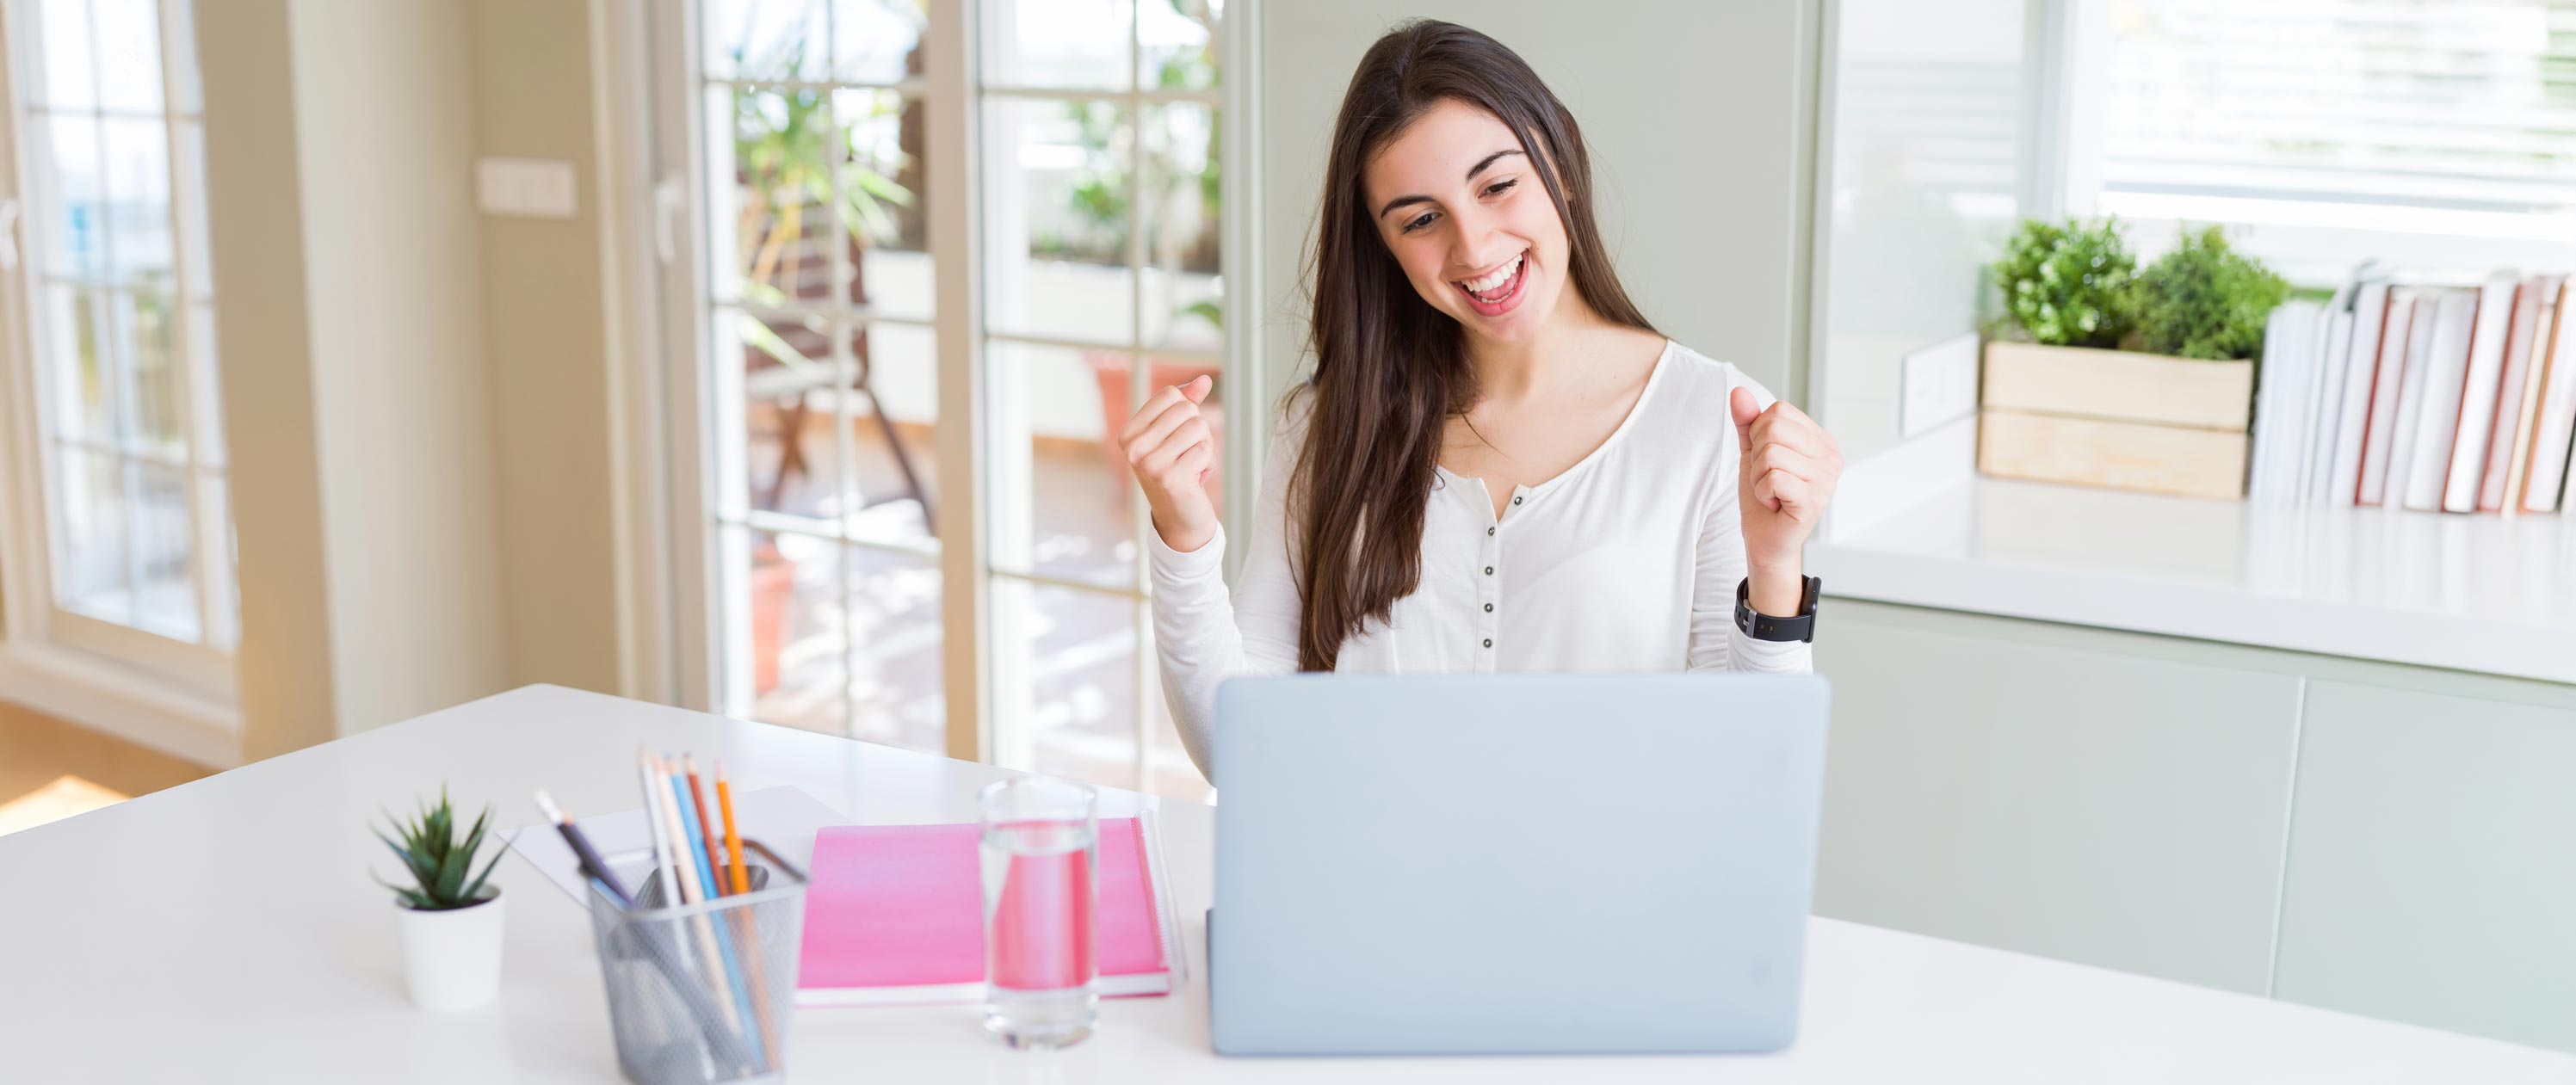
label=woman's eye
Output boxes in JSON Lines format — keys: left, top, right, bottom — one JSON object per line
{"left": 1484, "top": 179, "right": 1517, "bottom": 198}
{"left": 1402, "top": 212, "right": 1437, "bottom": 234}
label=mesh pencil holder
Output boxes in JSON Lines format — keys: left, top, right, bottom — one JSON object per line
{"left": 584, "top": 840, "right": 808, "bottom": 1085}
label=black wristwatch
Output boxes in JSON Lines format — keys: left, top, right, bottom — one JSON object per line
{"left": 1735, "top": 576, "right": 1822, "bottom": 643}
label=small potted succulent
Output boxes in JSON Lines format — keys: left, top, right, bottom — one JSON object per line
{"left": 1982, "top": 218, "right": 2286, "bottom": 500}
{"left": 374, "top": 787, "right": 508, "bottom": 1010}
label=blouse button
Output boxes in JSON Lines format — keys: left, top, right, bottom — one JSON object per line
{"left": 1482, "top": 638, "right": 1493, "bottom": 648}
{"left": 1512, "top": 495, "right": 1524, "bottom": 506}
{"left": 1486, "top": 526, "right": 1495, "bottom": 536}
{"left": 1484, "top": 603, "right": 1494, "bottom": 613}
{"left": 1484, "top": 566, "right": 1493, "bottom": 576}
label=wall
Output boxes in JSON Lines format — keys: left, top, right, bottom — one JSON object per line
{"left": 196, "top": 0, "right": 338, "bottom": 759}
{"left": 1257, "top": 1, "right": 1823, "bottom": 407}
{"left": 200, "top": 0, "right": 524, "bottom": 757}
{"left": 469, "top": 0, "right": 625, "bottom": 699}
{"left": 288, "top": 0, "right": 510, "bottom": 734}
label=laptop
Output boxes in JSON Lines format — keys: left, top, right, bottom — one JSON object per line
{"left": 1208, "top": 672, "right": 1831, "bottom": 1057}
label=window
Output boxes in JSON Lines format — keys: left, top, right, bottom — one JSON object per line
{"left": 672, "top": 0, "right": 1227, "bottom": 799}
{"left": 696, "top": 0, "right": 947, "bottom": 748}
{"left": 2055, "top": 0, "right": 2576, "bottom": 278}
{"left": 980, "top": 0, "right": 1224, "bottom": 799}
{"left": 0, "top": 0, "right": 234, "bottom": 697}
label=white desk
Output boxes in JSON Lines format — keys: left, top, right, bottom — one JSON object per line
{"left": 3, "top": 684, "right": 2568, "bottom": 1082}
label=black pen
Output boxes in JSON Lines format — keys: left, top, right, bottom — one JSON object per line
{"left": 535, "top": 791, "right": 634, "bottom": 908}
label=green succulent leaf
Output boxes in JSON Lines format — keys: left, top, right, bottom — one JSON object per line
{"left": 459, "top": 846, "right": 508, "bottom": 906}
{"left": 373, "top": 787, "right": 502, "bottom": 909}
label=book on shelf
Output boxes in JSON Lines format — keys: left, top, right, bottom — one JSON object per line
{"left": 2479, "top": 274, "right": 2548, "bottom": 513}
{"left": 2401, "top": 289, "right": 2479, "bottom": 511}
{"left": 2323, "top": 278, "right": 2393, "bottom": 504}
{"left": 2252, "top": 263, "right": 2576, "bottom": 516}
{"left": 2521, "top": 276, "right": 2576, "bottom": 513}
{"left": 2373, "top": 291, "right": 2446, "bottom": 509}
{"left": 2297, "top": 274, "right": 2364, "bottom": 503}
{"left": 2441, "top": 271, "right": 2521, "bottom": 513}
{"left": 2353, "top": 287, "right": 2419, "bottom": 507}
{"left": 2248, "top": 300, "right": 2323, "bottom": 504}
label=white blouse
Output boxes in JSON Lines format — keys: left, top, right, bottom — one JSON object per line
{"left": 1147, "top": 339, "right": 1813, "bottom": 780}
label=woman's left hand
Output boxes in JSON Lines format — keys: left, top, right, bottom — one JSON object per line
{"left": 1728, "top": 386, "right": 1842, "bottom": 589}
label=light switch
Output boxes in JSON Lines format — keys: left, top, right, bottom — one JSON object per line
{"left": 476, "top": 157, "right": 579, "bottom": 219}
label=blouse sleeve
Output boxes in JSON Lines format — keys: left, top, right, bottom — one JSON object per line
{"left": 1685, "top": 368, "right": 1814, "bottom": 675}
{"left": 1146, "top": 397, "right": 1310, "bottom": 782}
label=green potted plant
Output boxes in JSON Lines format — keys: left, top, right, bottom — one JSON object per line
{"left": 375, "top": 787, "right": 507, "bottom": 1010}
{"left": 1980, "top": 219, "right": 2280, "bottom": 500}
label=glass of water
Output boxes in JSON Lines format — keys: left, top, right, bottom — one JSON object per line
{"left": 978, "top": 776, "right": 1100, "bottom": 1049}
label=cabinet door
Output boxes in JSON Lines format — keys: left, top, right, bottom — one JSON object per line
{"left": 2272, "top": 680, "right": 2576, "bottom": 1052}
{"left": 1812, "top": 607, "right": 2302, "bottom": 994}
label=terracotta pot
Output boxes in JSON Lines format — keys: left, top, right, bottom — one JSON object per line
{"left": 750, "top": 540, "right": 795, "bottom": 695}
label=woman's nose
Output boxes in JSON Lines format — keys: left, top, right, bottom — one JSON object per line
{"left": 1448, "top": 207, "right": 1509, "bottom": 273}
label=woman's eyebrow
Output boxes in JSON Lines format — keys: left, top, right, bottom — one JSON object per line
{"left": 1463, "top": 148, "right": 1524, "bottom": 182}
{"left": 1374, "top": 148, "right": 1528, "bottom": 219}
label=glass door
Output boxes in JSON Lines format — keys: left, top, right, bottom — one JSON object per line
{"left": 665, "top": 0, "right": 1229, "bottom": 800}
{"left": 693, "top": 0, "right": 948, "bottom": 748}
{"left": 0, "top": 0, "right": 233, "bottom": 695}
{"left": 979, "top": 0, "right": 1221, "bottom": 798}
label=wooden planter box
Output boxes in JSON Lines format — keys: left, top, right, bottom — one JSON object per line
{"left": 1978, "top": 341, "right": 2255, "bottom": 501}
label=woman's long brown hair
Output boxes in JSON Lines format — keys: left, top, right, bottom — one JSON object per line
{"left": 1288, "top": 19, "right": 1658, "bottom": 671}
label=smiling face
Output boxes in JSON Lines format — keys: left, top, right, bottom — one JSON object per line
{"left": 1362, "top": 98, "right": 1578, "bottom": 346}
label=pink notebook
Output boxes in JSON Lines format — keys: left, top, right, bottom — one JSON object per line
{"left": 795, "top": 811, "right": 1182, "bottom": 1006}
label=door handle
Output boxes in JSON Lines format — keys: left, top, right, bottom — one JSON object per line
{"left": 0, "top": 198, "right": 19, "bottom": 272}
{"left": 654, "top": 176, "right": 683, "bottom": 266}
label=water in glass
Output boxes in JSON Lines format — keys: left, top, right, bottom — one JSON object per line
{"left": 979, "top": 779, "right": 1099, "bottom": 1048}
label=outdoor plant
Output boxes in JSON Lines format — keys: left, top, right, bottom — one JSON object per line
{"left": 1991, "top": 216, "right": 2135, "bottom": 348}
{"left": 374, "top": 787, "right": 504, "bottom": 911}
{"left": 2126, "top": 225, "right": 2289, "bottom": 361}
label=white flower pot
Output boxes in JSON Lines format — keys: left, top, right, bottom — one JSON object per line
{"left": 397, "top": 890, "right": 505, "bottom": 1011}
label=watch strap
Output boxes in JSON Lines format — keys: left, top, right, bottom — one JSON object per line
{"left": 1734, "top": 576, "right": 1821, "bottom": 643}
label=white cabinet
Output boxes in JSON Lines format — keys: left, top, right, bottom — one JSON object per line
{"left": 1812, "top": 601, "right": 2301, "bottom": 994}
{"left": 2271, "top": 680, "right": 2576, "bottom": 1053}
{"left": 1814, "top": 599, "right": 2576, "bottom": 1051}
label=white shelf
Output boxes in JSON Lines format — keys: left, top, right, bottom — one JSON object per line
{"left": 1809, "top": 476, "right": 2576, "bottom": 685}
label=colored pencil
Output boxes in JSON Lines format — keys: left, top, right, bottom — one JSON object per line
{"left": 716, "top": 765, "right": 748, "bottom": 896}
{"left": 670, "top": 758, "right": 765, "bottom": 1070}
{"left": 630, "top": 752, "right": 751, "bottom": 1070}
{"left": 654, "top": 754, "right": 746, "bottom": 1043}
{"left": 636, "top": 749, "right": 682, "bottom": 909}
{"left": 714, "top": 763, "right": 778, "bottom": 1067}
{"left": 684, "top": 755, "right": 724, "bottom": 897}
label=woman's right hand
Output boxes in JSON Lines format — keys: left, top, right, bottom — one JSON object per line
{"left": 1118, "top": 374, "right": 1220, "bottom": 552}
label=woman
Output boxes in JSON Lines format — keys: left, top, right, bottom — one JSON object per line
{"left": 1121, "top": 20, "right": 1842, "bottom": 780}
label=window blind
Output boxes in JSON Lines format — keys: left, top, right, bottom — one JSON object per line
{"left": 2100, "top": 0, "right": 2576, "bottom": 217}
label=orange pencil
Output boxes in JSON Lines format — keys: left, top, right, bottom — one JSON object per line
{"left": 716, "top": 761, "right": 778, "bottom": 1068}
{"left": 716, "top": 765, "right": 748, "bottom": 895}
{"left": 684, "top": 755, "right": 724, "bottom": 896}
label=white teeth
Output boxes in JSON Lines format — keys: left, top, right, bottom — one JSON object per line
{"left": 1460, "top": 254, "right": 1523, "bottom": 296}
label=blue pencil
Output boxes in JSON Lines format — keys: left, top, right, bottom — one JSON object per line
{"left": 670, "top": 767, "right": 766, "bottom": 1070}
